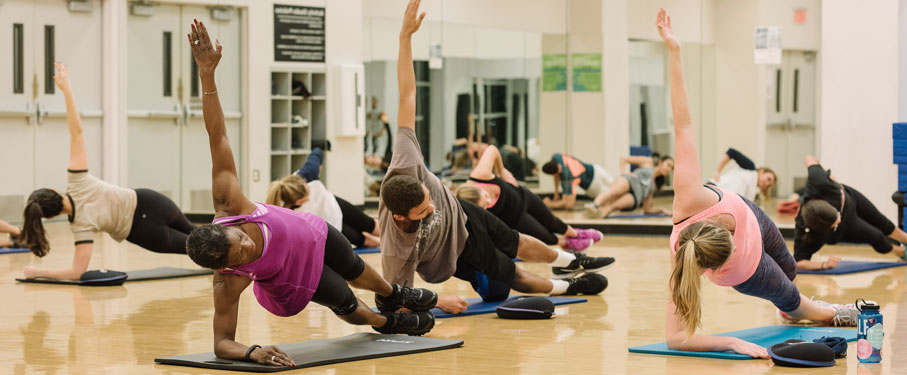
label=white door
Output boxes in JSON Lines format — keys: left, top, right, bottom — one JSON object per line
{"left": 127, "top": 4, "right": 243, "bottom": 213}
{"left": 765, "top": 51, "right": 817, "bottom": 197}
{"left": 0, "top": 0, "right": 103, "bottom": 222}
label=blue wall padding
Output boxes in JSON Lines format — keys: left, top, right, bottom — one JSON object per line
{"left": 894, "top": 123, "right": 907, "bottom": 139}
{"left": 630, "top": 146, "right": 652, "bottom": 157}
{"left": 894, "top": 140, "right": 907, "bottom": 163}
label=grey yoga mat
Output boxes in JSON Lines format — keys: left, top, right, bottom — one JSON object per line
{"left": 16, "top": 266, "right": 211, "bottom": 285}
{"left": 155, "top": 332, "right": 464, "bottom": 372}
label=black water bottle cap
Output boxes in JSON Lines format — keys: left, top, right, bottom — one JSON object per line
{"left": 856, "top": 298, "right": 880, "bottom": 312}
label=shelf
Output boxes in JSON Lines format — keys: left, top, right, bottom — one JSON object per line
{"left": 311, "top": 73, "right": 326, "bottom": 97}
{"left": 271, "top": 72, "right": 290, "bottom": 96}
{"left": 291, "top": 154, "right": 309, "bottom": 170}
{"left": 271, "top": 99, "right": 289, "bottom": 124}
{"left": 270, "top": 154, "right": 290, "bottom": 181}
{"left": 309, "top": 96, "right": 326, "bottom": 101}
{"left": 271, "top": 127, "right": 290, "bottom": 152}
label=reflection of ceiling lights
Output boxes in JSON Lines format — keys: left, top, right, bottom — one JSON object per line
{"left": 130, "top": 1, "right": 157, "bottom": 17}
{"left": 68, "top": 0, "right": 93, "bottom": 13}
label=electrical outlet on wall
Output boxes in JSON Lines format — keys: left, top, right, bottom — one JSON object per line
{"left": 252, "top": 169, "right": 260, "bottom": 182}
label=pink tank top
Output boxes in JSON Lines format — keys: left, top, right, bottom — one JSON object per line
{"left": 669, "top": 187, "right": 762, "bottom": 287}
{"left": 216, "top": 203, "right": 327, "bottom": 317}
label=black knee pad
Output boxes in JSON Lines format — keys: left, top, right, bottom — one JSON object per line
{"left": 330, "top": 291, "right": 359, "bottom": 316}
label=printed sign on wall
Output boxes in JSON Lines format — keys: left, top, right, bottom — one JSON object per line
{"left": 754, "top": 26, "right": 782, "bottom": 65}
{"left": 274, "top": 4, "right": 325, "bottom": 62}
{"left": 572, "top": 53, "right": 602, "bottom": 92}
{"left": 542, "top": 54, "right": 567, "bottom": 92}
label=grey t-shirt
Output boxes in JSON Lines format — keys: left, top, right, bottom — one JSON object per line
{"left": 379, "top": 127, "right": 468, "bottom": 285}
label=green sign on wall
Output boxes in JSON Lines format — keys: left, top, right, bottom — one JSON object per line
{"left": 572, "top": 53, "right": 602, "bottom": 92}
{"left": 542, "top": 54, "right": 567, "bottom": 92}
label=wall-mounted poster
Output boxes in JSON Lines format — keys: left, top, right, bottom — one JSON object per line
{"left": 572, "top": 53, "right": 602, "bottom": 92}
{"left": 543, "top": 54, "right": 567, "bottom": 92}
{"left": 754, "top": 26, "right": 782, "bottom": 65}
{"left": 274, "top": 4, "right": 325, "bottom": 62}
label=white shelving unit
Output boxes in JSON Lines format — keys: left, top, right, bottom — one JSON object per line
{"left": 270, "top": 69, "right": 327, "bottom": 181}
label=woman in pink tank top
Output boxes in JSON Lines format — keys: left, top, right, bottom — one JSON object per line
{"left": 184, "top": 15, "right": 439, "bottom": 368}
{"left": 656, "top": 9, "right": 860, "bottom": 359}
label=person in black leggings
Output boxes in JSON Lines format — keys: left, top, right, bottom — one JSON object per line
{"left": 266, "top": 148, "right": 381, "bottom": 248}
{"left": 794, "top": 155, "right": 907, "bottom": 270}
{"left": 454, "top": 145, "right": 604, "bottom": 251}
{"left": 20, "top": 63, "right": 194, "bottom": 281}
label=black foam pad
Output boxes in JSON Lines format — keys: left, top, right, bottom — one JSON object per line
{"left": 768, "top": 339, "right": 836, "bottom": 367}
{"left": 495, "top": 296, "right": 555, "bottom": 319}
{"left": 155, "top": 333, "right": 463, "bottom": 372}
{"left": 80, "top": 270, "right": 128, "bottom": 286}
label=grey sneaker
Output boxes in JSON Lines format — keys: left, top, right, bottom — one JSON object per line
{"left": 814, "top": 299, "right": 859, "bottom": 327}
{"left": 583, "top": 203, "right": 600, "bottom": 219}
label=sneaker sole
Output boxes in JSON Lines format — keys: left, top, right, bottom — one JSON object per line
{"left": 551, "top": 262, "right": 615, "bottom": 280}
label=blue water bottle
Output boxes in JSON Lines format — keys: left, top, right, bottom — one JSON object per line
{"left": 856, "top": 299, "right": 883, "bottom": 363}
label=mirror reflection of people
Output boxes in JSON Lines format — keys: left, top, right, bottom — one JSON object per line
{"left": 793, "top": 155, "right": 907, "bottom": 270}
{"left": 184, "top": 19, "right": 437, "bottom": 367}
{"left": 541, "top": 154, "right": 615, "bottom": 210}
{"left": 266, "top": 147, "right": 381, "bottom": 248}
{"left": 20, "top": 63, "right": 194, "bottom": 281}
{"left": 455, "top": 145, "right": 606, "bottom": 252}
{"left": 583, "top": 155, "right": 674, "bottom": 218}
{"left": 656, "top": 9, "right": 858, "bottom": 359}
{"left": 379, "top": 0, "right": 611, "bottom": 315}
{"left": 710, "top": 148, "right": 776, "bottom": 204}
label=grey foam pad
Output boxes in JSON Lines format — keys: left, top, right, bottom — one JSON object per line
{"left": 16, "top": 266, "right": 211, "bottom": 285}
{"left": 155, "top": 332, "right": 464, "bottom": 372}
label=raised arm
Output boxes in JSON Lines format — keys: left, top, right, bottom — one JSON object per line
{"left": 713, "top": 152, "right": 731, "bottom": 181}
{"left": 53, "top": 63, "right": 87, "bottom": 171}
{"left": 470, "top": 145, "right": 501, "bottom": 180}
{"left": 189, "top": 20, "right": 254, "bottom": 217}
{"left": 396, "top": 0, "right": 426, "bottom": 132}
{"left": 656, "top": 9, "right": 716, "bottom": 218}
{"left": 620, "top": 156, "right": 654, "bottom": 173}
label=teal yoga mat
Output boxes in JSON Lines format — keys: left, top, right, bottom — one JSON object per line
{"left": 628, "top": 325, "right": 857, "bottom": 360}
{"left": 354, "top": 247, "right": 381, "bottom": 254}
{"left": 798, "top": 260, "right": 907, "bottom": 275}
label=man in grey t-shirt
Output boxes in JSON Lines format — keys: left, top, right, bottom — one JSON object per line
{"left": 377, "top": 0, "right": 612, "bottom": 315}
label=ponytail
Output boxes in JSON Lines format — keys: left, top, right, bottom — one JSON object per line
{"left": 670, "top": 221, "right": 734, "bottom": 335}
{"left": 454, "top": 185, "right": 482, "bottom": 206}
{"left": 265, "top": 175, "right": 309, "bottom": 208}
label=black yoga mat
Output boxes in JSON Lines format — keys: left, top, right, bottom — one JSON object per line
{"left": 155, "top": 332, "right": 464, "bottom": 372}
{"left": 16, "top": 266, "right": 211, "bottom": 285}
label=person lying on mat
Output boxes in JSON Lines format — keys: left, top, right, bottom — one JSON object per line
{"left": 19, "top": 63, "right": 195, "bottom": 281}
{"left": 793, "top": 155, "right": 907, "bottom": 270}
{"left": 0, "top": 219, "right": 21, "bottom": 248}
{"left": 582, "top": 154, "right": 674, "bottom": 219}
{"left": 541, "top": 153, "right": 614, "bottom": 211}
{"left": 266, "top": 147, "right": 381, "bottom": 249}
{"left": 184, "top": 20, "right": 437, "bottom": 366}
{"left": 455, "top": 144, "right": 603, "bottom": 252}
{"left": 655, "top": 8, "right": 859, "bottom": 358}
{"left": 379, "top": 0, "right": 611, "bottom": 316}
{"left": 710, "top": 148, "right": 776, "bottom": 204}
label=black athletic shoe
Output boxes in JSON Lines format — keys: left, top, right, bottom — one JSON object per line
{"left": 375, "top": 283, "right": 438, "bottom": 313}
{"left": 562, "top": 273, "right": 609, "bottom": 295}
{"left": 373, "top": 311, "right": 435, "bottom": 336}
{"left": 551, "top": 252, "right": 615, "bottom": 279}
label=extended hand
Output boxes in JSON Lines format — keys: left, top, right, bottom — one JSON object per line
{"left": 727, "top": 338, "right": 768, "bottom": 358}
{"left": 250, "top": 345, "right": 296, "bottom": 367}
{"left": 23, "top": 266, "right": 37, "bottom": 279}
{"left": 400, "top": 0, "right": 426, "bottom": 37}
{"left": 655, "top": 8, "right": 680, "bottom": 50}
{"left": 188, "top": 19, "right": 222, "bottom": 76}
{"left": 52, "top": 62, "right": 71, "bottom": 93}
{"left": 823, "top": 256, "right": 842, "bottom": 269}
{"left": 436, "top": 294, "right": 468, "bottom": 314}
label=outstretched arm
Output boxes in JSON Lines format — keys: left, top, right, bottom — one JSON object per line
{"left": 53, "top": 63, "right": 88, "bottom": 171}
{"left": 713, "top": 153, "right": 731, "bottom": 181}
{"left": 397, "top": 0, "right": 425, "bottom": 133}
{"left": 666, "top": 299, "right": 768, "bottom": 358}
{"left": 189, "top": 20, "right": 254, "bottom": 217}
{"left": 24, "top": 243, "right": 92, "bottom": 280}
{"left": 620, "top": 156, "right": 654, "bottom": 173}
{"left": 656, "top": 9, "right": 716, "bottom": 219}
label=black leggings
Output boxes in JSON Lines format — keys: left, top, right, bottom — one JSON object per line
{"left": 310, "top": 224, "right": 366, "bottom": 315}
{"left": 513, "top": 186, "right": 569, "bottom": 245}
{"left": 837, "top": 186, "right": 897, "bottom": 253}
{"left": 336, "top": 196, "right": 377, "bottom": 247}
{"left": 125, "top": 189, "right": 194, "bottom": 254}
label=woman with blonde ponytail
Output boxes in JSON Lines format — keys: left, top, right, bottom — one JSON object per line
{"left": 20, "top": 63, "right": 194, "bottom": 281}
{"left": 657, "top": 9, "right": 860, "bottom": 358}
{"left": 265, "top": 148, "right": 381, "bottom": 248}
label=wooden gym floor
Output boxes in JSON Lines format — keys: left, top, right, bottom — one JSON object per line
{"left": 1, "top": 221, "right": 906, "bottom": 374}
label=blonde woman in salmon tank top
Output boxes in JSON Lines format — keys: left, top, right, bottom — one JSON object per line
{"left": 656, "top": 8, "right": 860, "bottom": 358}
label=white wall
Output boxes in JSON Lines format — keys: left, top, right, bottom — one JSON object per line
{"left": 820, "top": 0, "right": 899, "bottom": 220}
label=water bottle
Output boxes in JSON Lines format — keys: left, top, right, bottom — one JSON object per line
{"left": 856, "top": 299, "right": 883, "bottom": 363}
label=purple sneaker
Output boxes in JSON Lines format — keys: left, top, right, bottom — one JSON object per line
{"left": 575, "top": 229, "right": 604, "bottom": 243}
{"left": 563, "top": 237, "right": 593, "bottom": 252}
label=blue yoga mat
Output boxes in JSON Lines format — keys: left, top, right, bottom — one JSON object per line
{"left": 628, "top": 326, "right": 857, "bottom": 360}
{"left": 353, "top": 247, "right": 380, "bottom": 254}
{"left": 0, "top": 248, "right": 29, "bottom": 254}
{"left": 432, "top": 296, "right": 586, "bottom": 318}
{"left": 798, "top": 260, "right": 907, "bottom": 275}
{"left": 610, "top": 213, "right": 670, "bottom": 219}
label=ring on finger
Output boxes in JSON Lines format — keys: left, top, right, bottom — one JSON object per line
{"left": 271, "top": 355, "right": 275, "bottom": 362}
{"left": 194, "top": 40, "right": 199, "bottom": 45}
